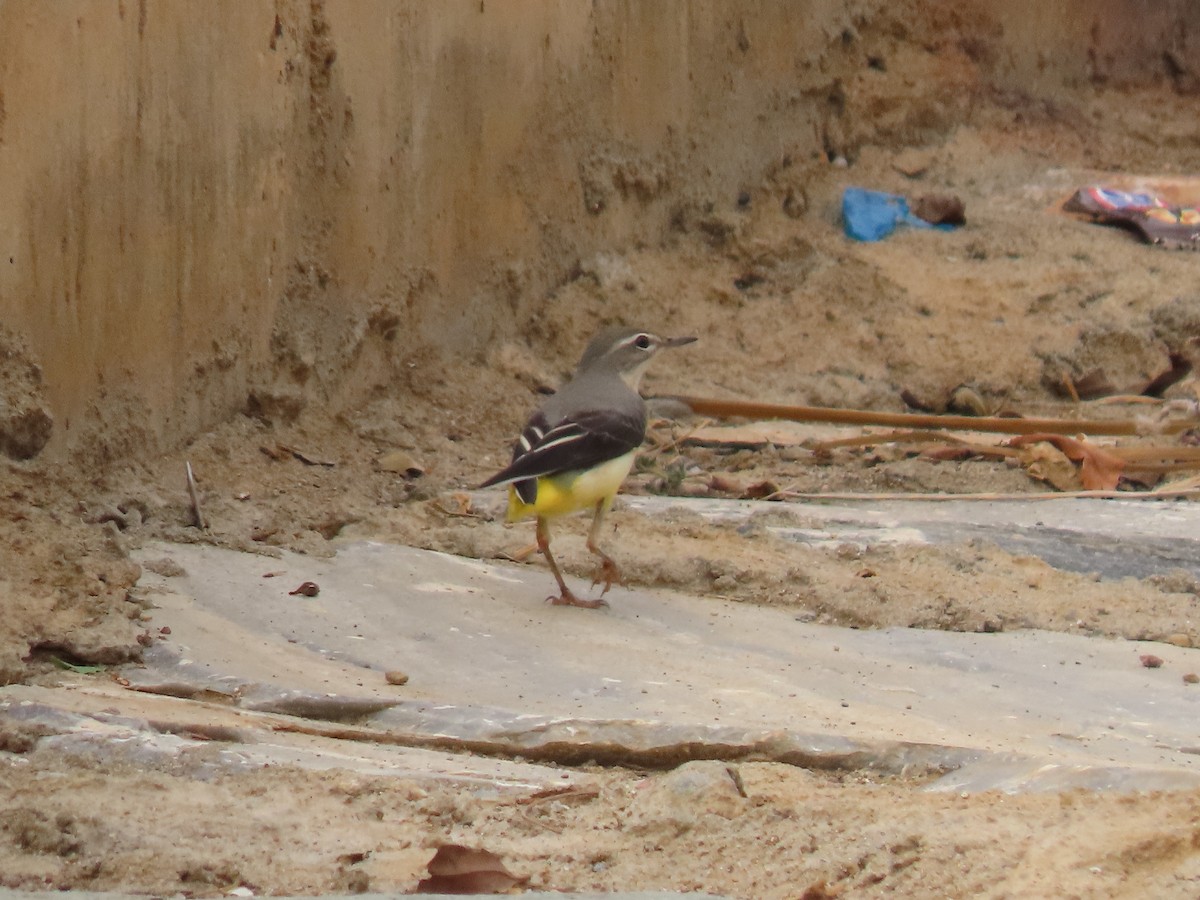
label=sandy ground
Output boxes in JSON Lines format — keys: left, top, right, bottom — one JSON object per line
{"left": 5, "top": 66, "right": 1200, "bottom": 899}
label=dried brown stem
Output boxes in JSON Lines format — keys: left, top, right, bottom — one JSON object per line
{"left": 667, "top": 395, "right": 1177, "bottom": 437}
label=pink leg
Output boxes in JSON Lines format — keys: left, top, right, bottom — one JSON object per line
{"left": 536, "top": 516, "right": 608, "bottom": 609}
{"left": 586, "top": 501, "right": 623, "bottom": 596}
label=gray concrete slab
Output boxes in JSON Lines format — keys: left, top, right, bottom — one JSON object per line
{"left": 1, "top": 683, "right": 596, "bottom": 796}
{"left": 109, "top": 535, "right": 1200, "bottom": 794}
{"left": 621, "top": 494, "right": 1200, "bottom": 582}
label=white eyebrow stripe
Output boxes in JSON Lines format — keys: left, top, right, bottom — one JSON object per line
{"left": 615, "top": 333, "right": 650, "bottom": 351}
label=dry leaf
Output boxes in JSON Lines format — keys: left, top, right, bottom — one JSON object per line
{"left": 1015, "top": 441, "right": 1082, "bottom": 492}
{"left": 1010, "top": 434, "right": 1126, "bottom": 491}
{"left": 288, "top": 581, "right": 320, "bottom": 597}
{"left": 742, "top": 479, "right": 781, "bottom": 500}
{"left": 416, "top": 844, "right": 526, "bottom": 895}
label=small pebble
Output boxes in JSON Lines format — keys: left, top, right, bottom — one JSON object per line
{"left": 377, "top": 449, "right": 425, "bottom": 478}
{"left": 1183, "top": 673, "right": 1199, "bottom": 685}
{"left": 1139, "top": 654, "right": 1164, "bottom": 669}
{"left": 385, "top": 670, "right": 409, "bottom": 686}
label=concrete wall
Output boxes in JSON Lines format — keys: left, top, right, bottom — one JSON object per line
{"left": 0, "top": 1, "right": 1195, "bottom": 461}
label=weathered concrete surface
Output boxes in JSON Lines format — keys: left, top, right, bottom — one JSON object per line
{"left": 623, "top": 494, "right": 1200, "bottom": 582}
{"left": 1, "top": 681, "right": 597, "bottom": 797}
{"left": 105, "top": 537, "right": 1200, "bottom": 794}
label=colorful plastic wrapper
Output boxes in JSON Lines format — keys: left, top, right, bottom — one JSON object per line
{"left": 1063, "top": 185, "right": 1200, "bottom": 250}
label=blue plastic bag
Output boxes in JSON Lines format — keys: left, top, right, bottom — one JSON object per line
{"left": 842, "top": 187, "right": 949, "bottom": 242}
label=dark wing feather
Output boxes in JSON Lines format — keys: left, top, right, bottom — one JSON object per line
{"left": 479, "top": 407, "right": 645, "bottom": 503}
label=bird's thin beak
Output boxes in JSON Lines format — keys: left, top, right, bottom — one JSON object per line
{"left": 664, "top": 335, "right": 698, "bottom": 348}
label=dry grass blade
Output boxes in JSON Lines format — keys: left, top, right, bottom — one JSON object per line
{"left": 1112, "top": 446, "right": 1200, "bottom": 462}
{"left": 1094, "top": 394, "right": 1165, "bottom": 406}
{"left": 813, "top": 430, "right": 975, "bottom": 451}
{"left": 1158, "top": 473, "right": 1200, "bottom": 493}
{"left": 812, "top": 433, "right": 1200, "bottom": 472}
{"left": 643, "top": 416, "right": 714, "bottom": 458}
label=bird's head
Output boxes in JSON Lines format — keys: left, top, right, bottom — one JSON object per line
{"left": 576, "top": 326, "right": 697, "bottom": 390}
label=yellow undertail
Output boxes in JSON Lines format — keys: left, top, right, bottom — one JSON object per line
{"left": 506, "top": 451, "right": 637, "bottom": 522}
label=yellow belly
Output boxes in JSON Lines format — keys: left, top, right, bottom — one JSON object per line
{"left": 506, "top": 451, "right": 637, "bottom": 522}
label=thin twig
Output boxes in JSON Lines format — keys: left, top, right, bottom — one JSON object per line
{"left": 185, "top": 461, "right": 208, "bottom": 530}
{"left": 1060, "top": 370, "right": 1081, "bottom": 405}
{"left": 774, "top": 487, "right": 1200, "bottom": 502}
{"left": 666, "top": 394, "right": 1190, "bottom": 437}
{"left": 515, "top": 786, "right": 601, "bottom": 806}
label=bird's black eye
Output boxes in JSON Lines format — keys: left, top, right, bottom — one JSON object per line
{"left": 633, "top": 334, "right": 652, "bottom": 350}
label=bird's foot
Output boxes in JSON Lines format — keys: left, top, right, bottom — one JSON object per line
{"left": 547, "top": 588, "right": 609, "bottom": 609}
{"left": 590, "top": 557, "right": 624, "bottom": 596}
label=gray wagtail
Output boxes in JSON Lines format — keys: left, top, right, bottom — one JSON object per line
{"left": 481, "top": 326, "right": 697, "bottom": 608}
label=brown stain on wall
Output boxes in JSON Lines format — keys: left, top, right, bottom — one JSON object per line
{"left": 0, "top": 0, "right": 1196, "bottom": 462}
{"left": 1, "top": 2, "right": 291, "bottom": 461}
